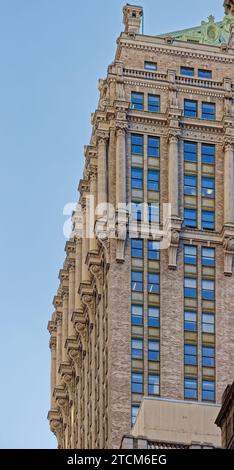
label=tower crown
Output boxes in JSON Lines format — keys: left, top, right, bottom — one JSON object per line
{"left": 123, "top": 4, "right": 143, "bottom": 34}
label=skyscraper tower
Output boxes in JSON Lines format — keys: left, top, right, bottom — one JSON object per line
{"left": 48, "top": 3, "right": 234, "bottom": 449}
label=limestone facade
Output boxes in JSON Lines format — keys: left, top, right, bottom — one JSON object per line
{"left": 48, "top": 4, "right": 234, "bottom": 449}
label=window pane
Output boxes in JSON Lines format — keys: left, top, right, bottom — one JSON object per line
{"left": 202, "top": 102, "right": 215, "bottom": 120}
{"left": 184, "top": 311, "right": 197, "bottom": 332}
{"left": 148, "top": 95, "right": 160, "bottom": 113}
{"left": 202, "top": 144, "right": 215, "bottom": 164}
{"left": 202, "top": 380, "right": 215, "bottom": 401}
{"left": 148, "top": 136, "right": 160, "bottom": 157}
{"left": 148, "top": 170, "right": 159, "bottom": 191}
{"left": 202, "top": 211, "right": 214, "bottom": 230}
{"left": 202, "top": 248, "right": 215, "bottom": 266}
{"left": 184, "top": 245, "right": 197, "bottom": 264}
{"left": 131, "top": 92, "right": 144, "bottom": 111}
{"left": 184, "top": 175, "right": 197, "bottom": 196}
{"left": 184, "top": 209, "right": 197, "bottom": 228}
{"left": 184, "top": 100, "right": 197, "bottom": 117}
{"left": 184, "top": 377, "right": 197, "bottom": 399}
{"left": 184, "top": 141, "right": 197, "bottom": 162}
{"left": 198, "top": 69, "right": 212, "bottom": 79}
{"left": 131, "top": 168, "right": 143, "bottom": 189}
{"left": 131, "top": 239, "right": 143, "bottom": 258}
{"left": 148, "top": 307, "right": 160, "bottom": 327}
{"left": 131, "top": 134, "right": 143, "bottom": 156}
{"left": 148, "top": 240, "right": 160, "bottom": 260}
{"left": 131, "top": 304, "right": 143, "bottom": 325}
{"left": 181, "top": 67, "right": 194, "bottom": 77}
{"left": 148, "top": 375, "right": 160, "bottom": 395}
{"left": 145, "top": 61, "right": 157, "bottom": 71}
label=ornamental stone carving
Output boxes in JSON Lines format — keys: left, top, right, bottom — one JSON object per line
{"left": 224, "top": 0, "right": 234, "bottom": 15}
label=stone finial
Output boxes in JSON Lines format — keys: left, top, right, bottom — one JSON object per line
{"left": 123, "top": 4, "right": 143, "bottom": 34}
{"left": 224, "top": 0, "right": 234, "bottom": 15}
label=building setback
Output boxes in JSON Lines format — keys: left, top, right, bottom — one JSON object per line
{"left": 48, "top": 3, "right": 234, "bottom": 449}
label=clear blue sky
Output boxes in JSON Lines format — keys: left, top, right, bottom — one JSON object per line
{"left": 0, "top": 0, "right": 223, "bottom": 449}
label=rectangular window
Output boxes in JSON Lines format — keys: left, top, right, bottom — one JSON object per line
{"left": 202, "top": 247, "right": 215, "bottom": 266}
{"left": 148, "top": 375, "right": 160, "bottom": 395}
{"left": 202, "top": 102, "right": 216, "bottom": 120}
{"left": 148, "top": 169, "right": 160, "bottom": 191}
{"left": 131, "top": 92, "right": 144, "bottom": 111}
{"left": 202, "top": 279, "right": 215, "bottom": 300}
{"left": 131, "top": 372, "right": 143, "bottom": 393}
{"left": 131, "top": 304, "right": 143, "bottom": 326}
{"left": 148, "top": 240, "right": 160, "bottom": 260}
{"left": 148, "top": 273, "right": 160, "bottom": 294}
{"left": 201, "top": 144, "right": 215, "bottom": 165}
{"left": 184, "top": 208, "right": 197, "bottom": 228}
{"left": 202, "top": 380, "right": 215, "bottom": 401}
{"left": 202, "top": 177, "right": 215, "bottom": 198}
{"left": 131, "top": 239, "right": 143, "bottom": 258}
{"left": 184, "top": 141, "right": 197, "bottom": 162}
{"left": 184, "top": 344, "right": 197, "bottom": 365}
{"left": 181, "top": 67, "right": 194, "bottom": 76}
{"left": 148, "top": 136, "right": 160, "bottom": 158}
{"left": 148, "top": 340, "right": 160, "bottom": 361}
{"left": 184, "top": 175, "right": 197, "bottom": 196}
{"left": 131, "top": 338, "right": 143, "bottom": 359}
{"left": 184, "top": 377, "right": 197, "bottom": 400}
{"left": 131, "top": 134, "right": 143, "bottom": 156}
{"left": 202, "top": 313, "right": 215, "bottom": 333}
{"left": 131, "top": 404, "right": 140, "bottom": 425}
{"left": 148, "top": 94, "right": 160, "bottom": 113}
{"left": 184, "top": 277, "right": 197, "bottom": 298}
{"left": 184, "top": 245, "right": 197, "bottom": 265}
{"left": 148, "top": 204, "right": 159, "bottom": 224}
{"left": 202, "top": 346, "right": 215, "bottom": 367}
{"left": 184, "top": 311, "right": 197, "bottom": 332}
{"left": 131, "top": 271, "right": 143, "bottom": 292}
{"left": 131, "top": 168, "right": 143, "bottom": 189}
{"left": 148, "top": 306, "right": 160, "bottom": 327}
{"left": 198, "top": 69, "right": 212, "bottom": 79}
{"left": 145, "top": 61, "right": 157, "bottom": 71}
{"left": 184, "top": 99, "right": 198, "bottom": 118}
{"left": 202, "top": 210, "right": 215, "bottom": 230}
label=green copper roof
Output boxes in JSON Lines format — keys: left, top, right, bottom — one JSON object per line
{"left": 159, "top": 14, "right": 234, "bottom": 45}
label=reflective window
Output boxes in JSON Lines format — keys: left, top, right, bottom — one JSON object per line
{"left": 131, "top": 338, "right": 143, "bottom": 359}
{"left": 131, "top": 372, "right": 143, "bottom": 393}
{"left": 148, "top": 94, "right": 160, "bottom": 113}
{"left": 131, "top": 168, "right": 143, "bottom": 189}
{"left": 202, "top": 248, "right": 215, "bottom": 266}
{"left": 202, "top": 380, "right": 215, "bottom": 401}
{"left": 202, "top": 144, "right": 215, "bottom": 165}
{"left": 184, "top": 344, "right": 197, "bottom": 365}
{"left": 148, "top": 306, "right": 160, "bottom": 327}
{"left": 184, "top": 141, "right": 197, "bottom": 162}
{"left": 148, "top": 375, "right": 160, "bottom": 395}
{"left": 148, "top": 240, "right": 160, "bottom": 260}
{"left": 184, "top": 99, "right": 198, "bottom": 118}
{"left": 131, "top": 271, "right": 143, "bottom": 292}
{"left": 148, "top": 136, "right": 160, "bottom": 158}
{"left": 202, "top": 177, "right": 215, "bottom": 198}
{"left": 202, "top": 279, "right": 215, "bottom": 300}
{"left": 131, "top": 92, "right": 144, "bottom": 111}
{"left": 181, "top": 67, "right": 194, "bottom": 77}
{"left": 148, "top": 204, "right": 159, "bottom": 224}
{"left": 184, "top": 277, "right": 197, "bottom": 298}
{"left": 202, "top": 102, "right": 215, "bottom": 120}
{"left": 131, "top": 134, "right": 143, "bottom": 156}
{"left": 198, "top": 69, "right": 212, "bottom": 79}
{"left": 148, "top": 340, "right": 160, "bottom": 361}
{"left": 184, "top": 311, "right": 197, "bottom": 332}
{"left": 131, "top": 239, "right": 143, "bottom": 258}
{"left": 184, "top": 208, "right": 197, "bottom": 228}
{"left": 184, "top": 245, "right": 197, "bottom": 265}
{"left": 184, "top": 175, "right": 197, "bottom": 196}
{"left": 145, "top": 61, "right": 157, "bottom": 71}
{"left": 148, "top": 273, "right": 160, "bottom": 294}
{"left": 202, "top": 211, "right": 215, "bottom": 230}
{"left": 184, "top": 377, "right": 197, "bottom": 400}
{"left": 202, "top": 346, "right": 215, "bottom": 367}
{"left": 131, "top": 405, "right": 140, "bottom": 425}
{"left": 148, "top": 169, "right": 159, "bottom": 191}
{"left": 202, "top": 313, "right": 215, "bottom": 333}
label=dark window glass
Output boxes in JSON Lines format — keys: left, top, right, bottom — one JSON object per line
{"left": 184, "top": 141, "right": 197, "bottom": 162}
{"left": 181, "top": 67, "right": 194, "bottom": 77}
{"left": 131, "top": 134, "right": 143, "bottom": 156}
{"left": 184, "top": 311, "right": 197, "bottom": 332}
{"left": 131, "top": 372, "right": 143, "bottom": 393}
{"left": 148, "top": 375, "right": 160, "bottom": 395}
{"left": 148, "top": 306, "right": 160, "bottom": 327}
{"left": 184, "top": 245, "right": 197, "bottom": 265}
{"left": 148, "top": 273, "right": 160, "bottom": 294}
{"left": 131, "top": 168, "right": 143, "bottom": 189}
{"left": 184, "top": 277, "right": 197, "bottom": 298}
{"left": 184, "top": 344, "right": 197, "bottom": 365}
{"left": 131, "top": 338, "right": 143, "bottom": 359}
{"left": 145, "top": 61, "right": 157, "bottom": 71}
{"left": 184, "top": 208, "right": 197, "bottom": 228}
{"left": 202, "top": 102, "right": 215, "bottom": 120}
{"left": 131, "top": 304, "right": 143, "bottom": 326}
{"left": 198, "top": 69, "right": 212, "bottom": 79}
{"left": 131, "top": 92, "right": 144, "bottom": 111}
{"left": 202, "top": 247, "right": 215, "bottom": 267}
{"left": 201, "top": 144, "right": 215, "bottom": 165}
{"left": 202, "top": 380, "right": 215, "bottom": 401}
{"left": 184, "top": 99, "right": 198, "bottom": 118}
{"left": 148, "top": 240, "right": 160, "bottom": 260}
{"left": 202, "top": 211, "right": 215, "bottom": 230}
{"left": 148, "top": 94, "right": 160, "bottom": 113}
{"left": 148, "top": 169, "right": 159, "bottom": 191}
{"left": 184, "top": 175, "right": 197, "bottom": 196}
{"left": 131, "top": 271, "right": 143, "bottom": 292}
{"left": 202, "top": 177, "right": 215, "bottom": 198}
{"left": 148, "top": 340, "right": 160, "bottom": 361}
{"left": 184, "top": 377, "right": 197, "bottom": 400}
{"left": 202, "top": 346, "right": 215, "bottom": 368}
{"left": 131, "top": 239, "right": 143, "bottom": 258}
{"left": 148, "top": 136, "right": 160, "bottom": 158}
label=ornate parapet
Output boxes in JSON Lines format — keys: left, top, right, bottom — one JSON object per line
{"left": 222, "top": 224, "right": 234, "bottom": 275}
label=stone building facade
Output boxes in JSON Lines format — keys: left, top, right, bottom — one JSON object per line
{"left": 216, "top": 382, "right": 234, "bottom": 448}
{"left": 48, "top": 3, "right": 234, "bottom": 449}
